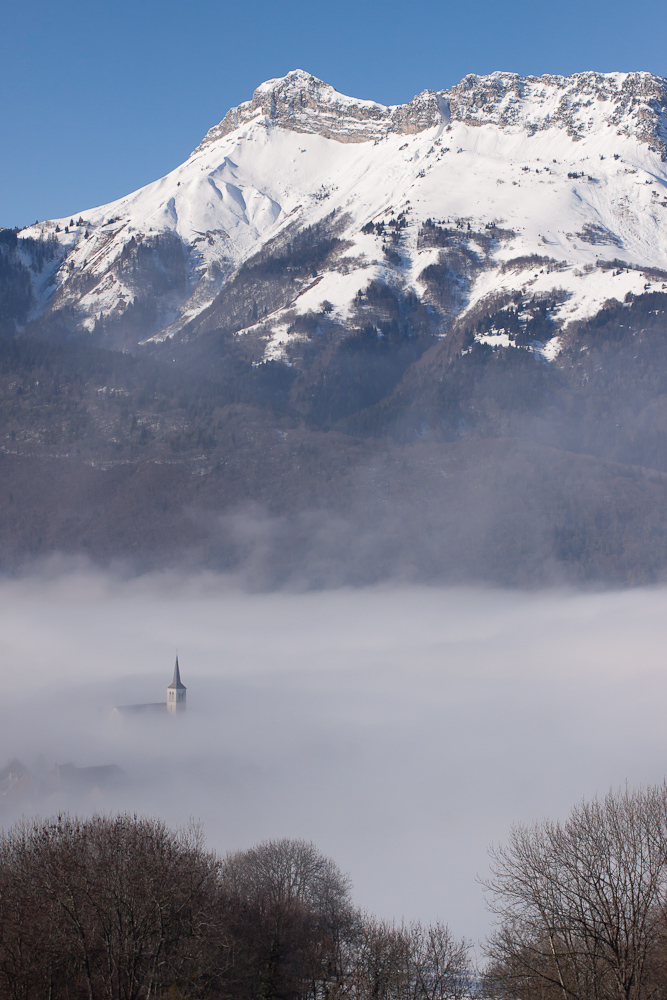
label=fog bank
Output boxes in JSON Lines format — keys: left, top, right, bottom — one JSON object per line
{"left": 1, "top": 568, "right": 666, "bottom": 943}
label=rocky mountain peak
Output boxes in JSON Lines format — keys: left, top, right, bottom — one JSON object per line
{"left": 193, "top": 69, "right": 667, "bottom": 156}
{"left": 192, "top": 70, "right": 446, "bottom": 151}
{"left": 446, "top": 71, "right": 667, "bottom": 152}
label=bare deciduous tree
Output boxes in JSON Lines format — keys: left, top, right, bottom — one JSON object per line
{"left": 0, "top": 817, "right": 468, "bottom": 1000}
{"left": 221, "top": 838, "right": 355, "bottom": 1000}
{"left": 222, "top": 837, "right": 353, "bottom": 914}
{"left": 338, "top": 917, "right": 471, "bottom": 1000}
{"left": 0, "top": 814, "right": 225, "bottom": 1000}
{"left": 484, "top": 785, "right": 667, "bottom": 1000}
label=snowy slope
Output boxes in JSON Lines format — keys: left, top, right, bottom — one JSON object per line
{"left": 17, "top": 69, "right": 667, "bottom": 354}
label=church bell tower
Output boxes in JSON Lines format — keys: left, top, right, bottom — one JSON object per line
{"left": 167, "top": 656, "right": 186, "bottom": 713}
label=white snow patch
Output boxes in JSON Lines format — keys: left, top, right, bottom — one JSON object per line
{"left": 476, "top": 333, "right": 514, "bottom": 348}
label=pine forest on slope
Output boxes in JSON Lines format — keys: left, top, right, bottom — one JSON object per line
{"left": 1, "top": 69, "right": 667, "bottom": 585}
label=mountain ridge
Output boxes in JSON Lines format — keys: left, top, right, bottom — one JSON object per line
{"left": 192, "top": 69, "right": 449, "bottom": 149}
{"left": 194, "top": 68, "right": 667, "bottom": 152}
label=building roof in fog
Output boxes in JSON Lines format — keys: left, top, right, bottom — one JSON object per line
{"left": 1, "top": 759, "right": 127, "bottom": 802}
{"left": 112, "top": 702, "right": 168, "bottom": 716}
{"left": 168, "top": 655, "right": 186, "bottom": 690}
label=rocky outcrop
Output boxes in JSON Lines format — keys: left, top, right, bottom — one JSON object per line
{"left": 193, "top": 70, "right": 446, "bottom": 149}
{"left": 194, "top": 68, "right": 667, "bottom": 155}
{"left": 446, "top": 71, "right": 667, "bottom": 153}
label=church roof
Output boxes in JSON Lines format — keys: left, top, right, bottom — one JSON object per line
{"left": 167, "top": 655, "right": 186, "bottom": 690}
{"left": 112, "top": 703, "right": 167, "bottom": 715}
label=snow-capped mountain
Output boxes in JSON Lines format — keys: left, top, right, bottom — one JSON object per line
{"left": 8, "top": 68, "right": 667, "bottom": 357}
{"left": 5, "top": 70, "right": 667, "bottom": 584}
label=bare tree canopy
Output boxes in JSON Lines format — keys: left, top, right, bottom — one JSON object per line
{"left": 484, "top": 784, "right": 667, "bottom": 1000}
{"left": 341, "top": 917, "right": 471, "bottom": 1000}
{"left": 0, "top": 818, "right": 469, "bottom": 1000}
{"left": 0, "top": 813, "right": 225, "bottom": 1000}
{"left": 220, "top": 838, "right": 356, "bottom": 1000}
{"left": 222, "top": 837, "right": 353, "bottom": 914}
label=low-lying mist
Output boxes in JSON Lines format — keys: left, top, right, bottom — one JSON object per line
{"left": 1, "top": 566, "right": 666, "bottom": 944}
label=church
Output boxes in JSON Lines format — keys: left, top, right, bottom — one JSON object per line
{"left": 112, "top": 657, "right": 186, "bottom": 717}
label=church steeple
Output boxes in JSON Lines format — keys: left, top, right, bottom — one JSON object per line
{"left": 167, "top": 655, "right": 186, "bottom": 713}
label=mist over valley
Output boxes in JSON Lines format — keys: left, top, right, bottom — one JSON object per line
{"left": 2, "top": 569, "right": 667, "bottom": 942}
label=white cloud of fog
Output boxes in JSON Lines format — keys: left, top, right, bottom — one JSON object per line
{"left": 1, "top": 567, "right": 667, "bottom": 945}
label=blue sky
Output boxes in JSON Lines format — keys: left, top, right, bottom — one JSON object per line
{"left": 2, "top": 0, "right": 665, "bottom": 228}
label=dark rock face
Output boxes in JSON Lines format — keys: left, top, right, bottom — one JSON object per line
{"left": 0, "top": 230, "right": 62, "bottom": 337}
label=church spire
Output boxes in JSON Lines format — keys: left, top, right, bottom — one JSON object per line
{"left": 167, "top": 655, "right": 186, "bottom": 712}
{"left": 169, "top": 655, "right": 186, "bottom": 690}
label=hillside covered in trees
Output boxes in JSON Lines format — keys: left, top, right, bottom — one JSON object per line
{"left": 2, "top": 286, "right": 667, "bottom": 585}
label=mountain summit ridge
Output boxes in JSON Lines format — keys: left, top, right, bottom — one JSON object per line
{"left": 194, "top": 69, "right": 667, "bottom": 153}
{"left": 193, "top": 69, "right": 448, "bottom": 150}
